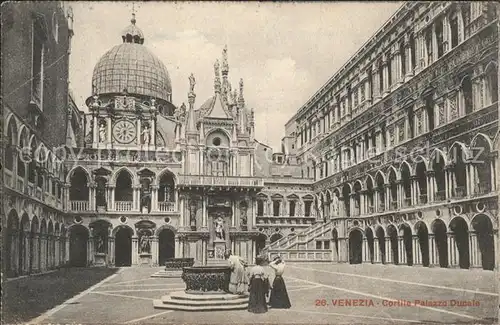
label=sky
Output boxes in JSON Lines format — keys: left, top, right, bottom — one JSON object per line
{"left": 68, "top": 1, "right": 402, "bottom": 151}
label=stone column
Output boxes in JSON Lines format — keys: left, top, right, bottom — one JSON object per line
{"left": 404, "top": 36, "right": 412, "bottom": 79}
{"left": 87, "top": 235, "right": 93, "bottom": 266}
{"left": 372, "top": 63, "right": 381, "bottom": 100}
{"left": 175, "top": 236, "right": 181, "bottom": 258}
{"left": 428, "top": 234, "right": 436, "bottom": 266}
{"left": 469, "top": 232, "right": 481, "bottom": 268}
{"left": 385, "top": 237, "right": 391, "bottom": 264}
{"left": 231, "top": 200, "right": 236, "bottom": 227}
{"left": 412, "top": 235, "right": 421, "bottom": 265}
{"left": 252, "top": 200, "right": 257, "bottom": 229}
{"left": 151, "top": 185, "right": 159, "bottom": 212}
{"left": 108, "top": 186, "right": 115, "bottom": 211}
{"left": 132, "top": 237, "right": 138, "bottom": 265}
{"left": 202, "top": 196, "right": 207, "bottom": 229}
{"left": 108, "top": 237, "right": 115, "bottom": 266}
{"left": 447, "top": 233, "right": 457, "bottom": 268}
{"left": 373, "top": 239, "right": 380, "bottom": 263}
{"left": 179, "top": 195, "right": 185, "bottom": 228}
{"left": 398, "top": 237, "right": 404, "bottom": 265}
{"left": 362, "top": 238, "right": 368, "bottom": 263}
{"left": 151, "top": 236, "right": 159, "bottom": 266}
{"left": 64, "top": 236, "right": 70, "bottom": 265}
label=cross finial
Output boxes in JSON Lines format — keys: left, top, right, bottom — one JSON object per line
{"left": 131, "top": 3, "right": 136, "bottom": 24}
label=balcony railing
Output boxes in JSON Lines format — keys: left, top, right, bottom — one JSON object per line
{"left": 435, "top": 190, "right": 446, "bottom": 202}
{"left": 158, "top": 201, "right": 176, "bottom": 212}
{"left": 377, "top": 203, "right": 386, "bottom": 213}
{"left": 115, "top": 201, "right": 133, "bottom": 211}
{"left": 177, "top": 175, "right": 264, "bottom": 187}
{"left": 453, "top": 186, "right": 466, "bottom": 198}
{"left": 473, "top": 184, "right": 491, "bottom": 197}
{"left": 402, "top": 197, "right": 411, "bottom": 208}
{"left": 70, "top": 200, "right": 89, "bottom": 211}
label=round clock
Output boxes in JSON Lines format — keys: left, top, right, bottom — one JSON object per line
{"left": 113, "top": 120, "right": 136, "bottom": 144}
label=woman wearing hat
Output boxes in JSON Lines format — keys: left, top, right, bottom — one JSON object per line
{"left": 268, "top": 255, "right": 291, "bottom": 309}
{"left": 247, "top": 256, "right": 270, "bottom": 313}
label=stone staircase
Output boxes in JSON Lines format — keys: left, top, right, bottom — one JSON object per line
{"left": 153, "top": 291, "right": 249, "bottom": 311}
{"left": 263, "top": 220, "right": 334, "bottom": 261}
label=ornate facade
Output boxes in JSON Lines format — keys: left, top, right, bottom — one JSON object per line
{"left": 2, "top": 6, "right": 316, "bottom": 276}
{"left": 4, "top": 2, "right": 496, "bottom": 278}
{"left": 269, "top": 2, "right": 499, "bottom": 271}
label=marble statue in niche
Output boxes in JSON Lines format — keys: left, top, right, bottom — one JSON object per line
{"left": 214, "top": 216, "right": 225, "bottom": 240}
{"left": 139, "top": 229, "right": 152, "bottom": 254}
{"left": 99, "top": 120, "right": 107, "bottom": 143}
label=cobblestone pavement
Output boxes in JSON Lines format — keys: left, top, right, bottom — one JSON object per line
{"left": 37, "top": 263, "right": 497, "bottom": 324}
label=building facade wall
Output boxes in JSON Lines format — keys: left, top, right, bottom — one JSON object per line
{"left": 270, "top": 2, "right": 499, "bottom": 271}
{"left": 2, "top": 3, "right": 73, "bottom": 277}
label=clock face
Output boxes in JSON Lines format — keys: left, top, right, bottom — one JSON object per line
{"left": 113, "top": 120, "right": 136, "bottom": 144}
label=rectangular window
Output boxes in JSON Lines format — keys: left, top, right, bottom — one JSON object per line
{"left": 400, "top": 42, "right": 406, "bottom": 77}
{"left": 368, "top": 70, "right": 373, "bottom": 100}
{"left": 450, "top": 16, "right": 459, "bottom": 48}
{"left": 436, "top": 20, "right": 444, "bottom": 58}
{"left": 273, "top": 201, "right": 280, "bottom": 216}
{"left": 387, "top": 55, "right": 392, "bottom": 86}
{"left": 316, "top": 241, "right": 322, "bottom": 249}
{"left": 257, "top": 201, "right": 264, "bottom": 216}
{"left": 410, "top": 34, "right": 416, "bottom": 70}
{"left": 425, "top": 29, "right": 433, "bottom": 65}
{"left": 304, "top": 201, "right": 312, "bottom": 217}
{"left": 324, "top": 241, "right": 330, "bottom": 250}
{"left": 289, "top": 201, "right": 296, "bottom": 217}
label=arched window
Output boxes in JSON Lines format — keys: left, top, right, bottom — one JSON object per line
{"left": 431, "top": 152, "right": 446, "bottom": 201}
{"left": 460, "top": 76, "right": 473, "bottom": 114}
{"left": 485, "top": 63, "right": 498, "bottom": 105}
{"left": 5, "top": 119, "right": 16, "bottom": 171}
{"left": 158, "top": 172, "right": 175, "bottom": 212}
{"left": 401, "top": 163, "right": 412, "bottom": 207}
{"left": 115, "top": 170, "right": 133, "bottom": 205}
{"left": 416, "top": 162, "right": 427, "bottom": 204}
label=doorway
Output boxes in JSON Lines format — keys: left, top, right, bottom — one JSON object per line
{"left": 115, "top": 227, "right": 132, "bottom": 266}
{"left": 69, "top": 225, "right": 89, "bottom": 267}
{"left": 158, "top": 229, "right": 175, "bottom": 266}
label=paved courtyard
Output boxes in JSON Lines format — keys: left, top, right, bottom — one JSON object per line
{"left": 27, "top": 263, "right": 498, "bottom": 324}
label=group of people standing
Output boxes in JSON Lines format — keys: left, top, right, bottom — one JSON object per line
{"left": 224, "top": 251, "right": 291, "bottom": 314}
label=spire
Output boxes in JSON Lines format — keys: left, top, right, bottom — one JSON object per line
{"left": 185, "top": 102, "right": 197, "bottom": 134}
{"left": 131, "top": 3, "right": 136, "bottom": 24}
{"left": 221, "top": 45, "right": 229, "bottom": 74}
{"left": 187, "top": 73, "right": 197, "bottom": 134}
{"left": 221, "top": 46, "right": 229, "bottom": 104}
{"left": 238, "top": 78, "right": 245, "bottom": 107}
{"left": 214, "top": 60, "right": 221, "bottom": 94}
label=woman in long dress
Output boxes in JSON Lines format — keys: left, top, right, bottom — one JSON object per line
{"left": 247, "top": 256, "right": 270, "bottom": 313}
{"left": 225, "top": 250, "right": 248, "bottom": 294}
{"left": 269, "top": 256, "right": 291, "bottom": 309}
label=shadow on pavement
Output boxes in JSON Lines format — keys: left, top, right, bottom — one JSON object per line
{"left": 2, "top": 267, "right": 118, "bottom": 324}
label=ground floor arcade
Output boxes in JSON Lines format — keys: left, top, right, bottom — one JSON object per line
{"left": 344, "top": 214, "right": 497, "bottom": 271}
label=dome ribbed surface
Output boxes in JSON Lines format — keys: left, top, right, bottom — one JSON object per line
{"left": 92, "top": 43, "right": 172, "bottom": 101}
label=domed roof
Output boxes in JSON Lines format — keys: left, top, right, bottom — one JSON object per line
{"left": 91, "top": 14, "right": 172, "bottom": 102}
